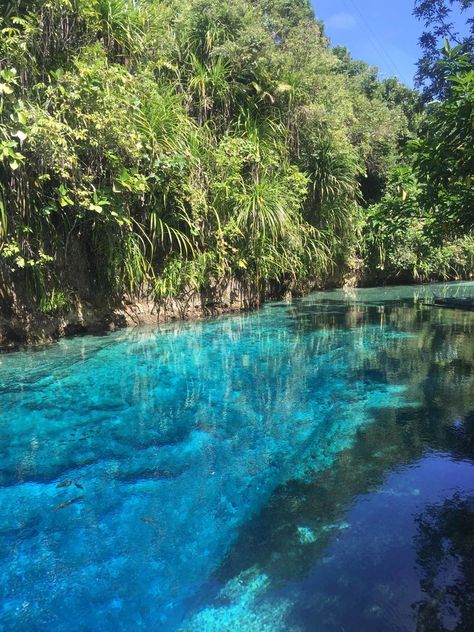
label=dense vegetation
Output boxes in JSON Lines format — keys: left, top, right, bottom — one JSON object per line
{"left": 0, "top": 0, "right": 472, "bottom": 318}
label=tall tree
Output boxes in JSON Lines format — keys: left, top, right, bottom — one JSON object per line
{"left": 414, "top": 0, "right": 474, "bottom": 99}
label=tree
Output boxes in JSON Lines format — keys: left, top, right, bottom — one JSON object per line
{"left": 414, "top": 0, "right": 474, "bottom": 99}
{"left": 410, "top": 47, "right": 474, "bottom": 232}
{"left": 364, "top": 46, "right": 474, "bottom": 283}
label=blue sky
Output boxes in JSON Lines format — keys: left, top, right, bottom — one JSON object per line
{"left": 311, "top": 0, "right": 466, "bottom": 87}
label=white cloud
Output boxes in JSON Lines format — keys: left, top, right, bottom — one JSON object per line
{"left": 326, "top": 12, "right": 358, "bottom": 30}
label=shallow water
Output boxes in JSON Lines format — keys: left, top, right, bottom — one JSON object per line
{"left": 0, "top": 282, "right": 473, "bottom": 631}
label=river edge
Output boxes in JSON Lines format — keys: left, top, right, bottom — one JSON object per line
{"left": 0, "top": 275, "right": 262, "bottom": 351}
{"left": 1, "top": 275, "right": 472, "bottom": 351}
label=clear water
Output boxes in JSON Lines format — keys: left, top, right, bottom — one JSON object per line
{"left": 1, "top": 282, "right": 473, "bottom": 632}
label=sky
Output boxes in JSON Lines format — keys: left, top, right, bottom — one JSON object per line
{"left": 311, "top": 0, "right": 466, "bottom": 87}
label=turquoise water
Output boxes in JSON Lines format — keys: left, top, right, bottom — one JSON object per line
{"left": 1, "top": 282, "right": 473, "bottom": 631}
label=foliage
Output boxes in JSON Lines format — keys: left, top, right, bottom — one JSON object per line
{"left": 0, "top": 0, "right": 471, "bottom": 314}
{"left": 414, "top": 0, "right": 474, "bottom": 100}
{"left": 365, "top": 42, "right": 473, "bottom": 283}
{"left": 410, "top": 46, "right": 474, "bottom": 233}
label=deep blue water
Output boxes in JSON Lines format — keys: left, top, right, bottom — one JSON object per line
{"left": 1, "top": 282, "right": 473, "bottom": 631}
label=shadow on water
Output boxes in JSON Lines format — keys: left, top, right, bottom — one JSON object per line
{"left": 188, "top": 287, "right": 474, "bottom": 631}
{"left": 413, "top": 492, "right": 474, "bottom": 632}
{"left": 218, "top": 405, "right": 474, "bottom": 588}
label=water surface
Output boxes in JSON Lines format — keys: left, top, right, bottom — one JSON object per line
{"left": 1, "top": 282, "right": 473, "bottom": 631}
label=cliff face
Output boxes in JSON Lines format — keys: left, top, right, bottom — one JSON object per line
{"left": 0, "top": 262, "right": 257, "bottom": 349}
{"left": 1, "top": 253, "right": 469, "bottom": 349}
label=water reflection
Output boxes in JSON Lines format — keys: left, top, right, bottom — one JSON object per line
{"left": 185, "top": 285, "right": 474, "bottom": 631}
{"left": 413, "top": 493, "right": 474, "bottom": 632}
